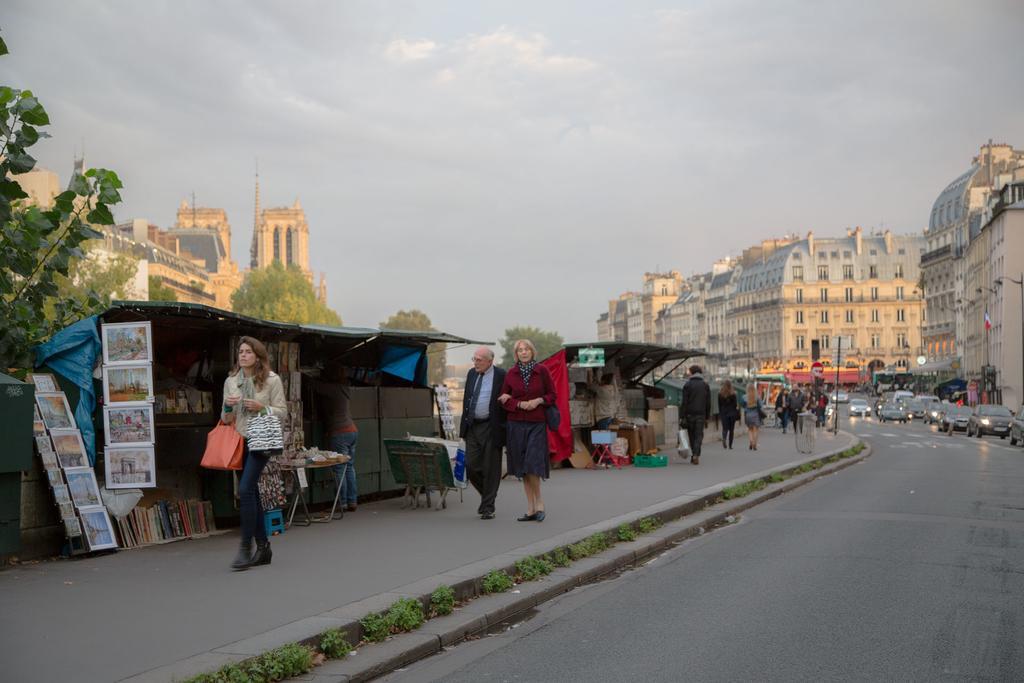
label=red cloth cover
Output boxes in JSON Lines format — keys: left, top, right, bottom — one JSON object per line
{"left": 541, "top": 349, "right": 573, "bottom": 463}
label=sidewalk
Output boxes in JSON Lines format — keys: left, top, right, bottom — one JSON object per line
{"left": 0, "top": 427, "right": 854, "bottom": 683}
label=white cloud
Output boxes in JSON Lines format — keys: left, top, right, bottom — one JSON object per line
{"left": 458, "top": 27, "right": 597, "bottom": 75}
{"left": 385, "top": 38, "right": 437, "bottom": 63}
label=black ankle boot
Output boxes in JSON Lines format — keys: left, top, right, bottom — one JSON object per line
{"left": 231, "top": 542, "right": 254, "bottom": 571}
{"left": 252, "top": 539, "right": 272, "bottom": 567}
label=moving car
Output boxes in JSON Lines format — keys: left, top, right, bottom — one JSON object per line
{"left": 849, "top": 398, "right": 871, "bottom": 418}
{"left": 1011, "top": 405, "right": 1024, "bottom": 446}
{"left": 967, "top": 404, "right": 1014, "bottom": 438}
{"left": 905, "top": 399, "right": 928, "bottom": 420}
{"left": 940, "top": 405, "right": 972, "bottom": 434}
{"left": 830, "top": 391, "right": 850, "bottom": 404}
{"left": 922, "top": 398, "right": 943, "bottom": 424}
{"left": 878, "top": 402, "right": 908, "bottom": 423}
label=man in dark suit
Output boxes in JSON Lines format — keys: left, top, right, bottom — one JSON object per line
{"left": 459, "top": 347, "right": 507, "bottom": 519}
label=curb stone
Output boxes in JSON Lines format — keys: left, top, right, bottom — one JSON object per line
{"left": 143, "top": 432, "right": 865, "bottom": 683}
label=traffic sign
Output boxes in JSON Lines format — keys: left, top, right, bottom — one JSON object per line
{"left": 811, "top": 361, "right": 824, "bottom": 378}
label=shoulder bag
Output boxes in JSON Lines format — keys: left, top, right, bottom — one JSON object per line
{"left": 247, "top": 408, "right": 284, "bottom": 452}
{"left": 200, "top": 421, "right": 244, "bottom": 470}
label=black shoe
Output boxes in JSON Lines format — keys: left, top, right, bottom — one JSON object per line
{"left": 517, "top": 513, "right": 537, "bottom": 522}
{"left": 252, "top": 539, "right": 272, "bottom": 567}
{"left": 480, "top": 512, "right": 495, "bottom": 520}
{"left": 231, "top": 543, "right": 254, "bottom": 571}
{"left": 534, "top": 511, "right": 546, "bottom": 522}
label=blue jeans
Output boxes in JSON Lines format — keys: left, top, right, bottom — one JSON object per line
{"left": 239, "top": 445, "right": 271, "bottom": 545}
{"left": 595, "top": 417, "right": 613, "bottom": 430}
{"left": 330, "top": 432, "right": 358, "bottom": 505}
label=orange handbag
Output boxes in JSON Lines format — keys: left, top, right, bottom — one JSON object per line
{"left": 200, "top": 421, "right": 244, "bottom": 470}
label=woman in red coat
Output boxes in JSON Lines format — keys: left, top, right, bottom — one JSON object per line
{"left": 498, "top": 339, "right": 556, "bottom": 522}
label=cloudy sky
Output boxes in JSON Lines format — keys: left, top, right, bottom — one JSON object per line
{"left": 4, "top": 1, "right": 1023, "bottom": 362}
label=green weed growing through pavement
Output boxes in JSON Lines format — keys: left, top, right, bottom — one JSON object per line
{"left": 430, "top": 585, "right": 456, "bottom": 616}
{"left": 482, "top": 570, "right": 514, "bottom": 593}
{"left": 319, "top": 628, "right": 352, "bottom": 659}
{"left": 617, "top": 523, "right": 638, "bottom": 542}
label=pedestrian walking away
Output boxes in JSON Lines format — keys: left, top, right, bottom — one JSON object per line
{"left": 221, "top": 336, "right": 286, "bottom": 571}
{"left": 315, "top": 362, "right": 359, "bottom": 512}
{"left": 459, "top": 347, "right": 507, "bottom": 520}
{"left": 680, "top": 364, "right": 711, "bottom": 464}
{"left": 744, "top": 384, "right": 765, "bottom": 450}
{"left": 718, "top": 380, "right": 739, "bottom": 449}
{"left": 498, "top": 339, "right": 556, "bottom": 522}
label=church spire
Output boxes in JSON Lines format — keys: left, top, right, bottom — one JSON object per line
{"left": 249, "top": 162, "right": 260, "bottom": 269}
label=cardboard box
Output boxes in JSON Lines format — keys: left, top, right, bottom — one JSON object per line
{"left": 612, "top": 425, "right": 641, "bottom": 456}
{"left": 638, "top": 425, "right": 657, "bottom": 453}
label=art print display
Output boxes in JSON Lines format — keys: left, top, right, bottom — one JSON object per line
{"left": 40, "top": 451, "right": 59, "bottom": 471}
{"left": 103, "top": 405, "right": 155, "bottom": 447}
{"left": 64, "top": 467, "right": 102, "bottom": 507}
{"left": 78, "top": 506, "right": 117, "bottom": 550}
{"left": 59, "top": 502, "right": 76, "bottom": 518}
{"left": 50, "top": 429, "right": 88, "bottom": 469}
{"left": 36, "top": 393, "right": 75, "bottom": 430}
{"left": 52, "top": 485, "right": 71, "bottom": 504}
{"left": 47, "top": 470, "right": 64, "bottom": 487}
{"left": 103, "top": 365, "right": 154, "bottom": 404}
{"left": 64, "top": 517, "right": 82, "bottom": 538}
{"left": 105, "top": 446, "right": 156, "bottom": 489}
{"left": 28, "top": 373, "right": 59, "bottom": 393}
{"left": 101, "top": 321, "right": 153, "bottom": 365}
{"left": 33, "top": 419, "right": 46, "bottom": 436}
{"left": 35, "top": 435, "right": 53, "bottom": 453}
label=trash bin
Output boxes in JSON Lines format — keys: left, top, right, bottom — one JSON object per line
{"left": 795, "top": 411, "right": 816, "bottom": 454}
{"left": 0, "top": 373, "right": 36, "bottom": 555}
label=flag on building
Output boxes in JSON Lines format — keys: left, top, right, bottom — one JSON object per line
{"left": 984, "top": 311, "right": 992, "bottom": 331}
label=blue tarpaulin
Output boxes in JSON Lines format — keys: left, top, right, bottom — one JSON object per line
{"left": 34, "top": 316, "right": 101, "bottom": 466}
{"left": 379, "top": 344, "right": 427, "bottom": 385}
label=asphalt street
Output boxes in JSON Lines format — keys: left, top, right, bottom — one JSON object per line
{"left": 391, "top": 413, "right": 1024, "bottom": 682}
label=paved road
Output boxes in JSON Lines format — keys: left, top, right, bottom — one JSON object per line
{"left": 392, "top": 416, "right": 1024, "bottom": 682}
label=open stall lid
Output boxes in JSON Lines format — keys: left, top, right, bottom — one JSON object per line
{"left": 561, "top": 342, "right": 702, "bottom": 384}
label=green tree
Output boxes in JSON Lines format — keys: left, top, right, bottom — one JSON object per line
{"left": 231, "top": 261, "right": 341, "bottom": 325}
{"left": 497, "top": 326, "right": 564, "bottom": 367}
{"left": 0, "top": 33, "right": 124, "bottom": 369}
{"left": 379, "top": 309, "right": 446, "bottom": 385}
{"left": 147, "top": 275, "right": 177, "bottom": 302}
{"left": 55, "top": 245, "right": 139, "bottom": 311}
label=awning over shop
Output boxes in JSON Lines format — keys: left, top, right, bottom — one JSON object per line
{"left": 560, "top": 342, "right": 703, "bottom": 384}
{"left": 785, "top": 368, "right": 862, "bottom": 385}
{"left": 910, "top": 358, "right": 957, "bottom": 374}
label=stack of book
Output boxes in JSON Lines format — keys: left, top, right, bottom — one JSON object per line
{"left": 115, "top": 498, "right": 216, "bottom": 548}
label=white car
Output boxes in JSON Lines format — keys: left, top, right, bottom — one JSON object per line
{"left": 849, "top": 398, "right": 871, "bottom": 417}
{"left": 831, "top": 391, "right": 850, "bottom": 404}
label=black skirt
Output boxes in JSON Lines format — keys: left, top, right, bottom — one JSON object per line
{"left": 506, "top": 420, "right": 550, "bottom": 479}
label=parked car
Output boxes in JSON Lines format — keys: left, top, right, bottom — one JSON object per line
{"left": 878, "top": 402, "right": 908, "bottom": 423}
{"left": 1011, "top": 405, "right": 1024, "bottom": 446}
{"left": 849, "top": 398, "right": 871, "bottom": 418}
{"left": 967, "top": 404, "right": 1014, "bottom": 438}
{"left": 905, "top": 399, "right": 928, "bottom": 420}
{"left": 940, "top": 405, "right": 972, "bottom": 434}
{"left": 830, "top": 391, "right": 850, "bottom": 404}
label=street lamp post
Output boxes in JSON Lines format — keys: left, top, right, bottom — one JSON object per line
{"left": 995, "top": 274, "right": 1024, "bottom": 407}
{"left": 978, "top": 286, "right": 998, "bottom": 401}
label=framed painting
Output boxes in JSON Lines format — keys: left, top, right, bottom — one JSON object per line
{"left": 50, "top": 429, "right": 88, "bottom": 469}
{"left": 101, "top": 321, "right": 153, "bottom": 365}
{"left": 40, "top": 450, "right": 59, "bottom": 471}
{"left": 52, "top": 484, "right": 71, "bottom": 504}
{"left": 36, "top": 392, "right": 75, "bottom": 430}
{"left": 28, "top": 373, "right": 59, "bottom": 393}
{"left": 47, "top": 470, "right": 64, "bottom": 488}
{"left": 58, "top": 502, "right": 76, "bottom": 518}
{"left": 105, "top": 446, "right": 156, "bottom": 489}
{"left": 103, "top": 404, "right": 155, "bottom": 447}
{"left": 64, "top": 517, "right": 83, "bottom": 538}
{"left": 78, "top": 506, "right": 118, "bottom": 550}
{"left": 103, "top": 365, "right": 154, "bottom": 404}
{"left": 35, "top": 435, "right": 53, "bottom": 453}
{"left": 64, "top": 467, "right": 102, "bottom": 508}
{"left": 33, "top": 419, "right": 46, "bottom": 436}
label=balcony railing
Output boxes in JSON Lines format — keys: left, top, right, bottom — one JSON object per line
{"left": 920, "top": 244, "right": 952, "bottom": 266}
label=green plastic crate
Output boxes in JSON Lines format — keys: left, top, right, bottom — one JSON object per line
{"left": 633, "top": 454, "right": 668, "bottom": 468}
